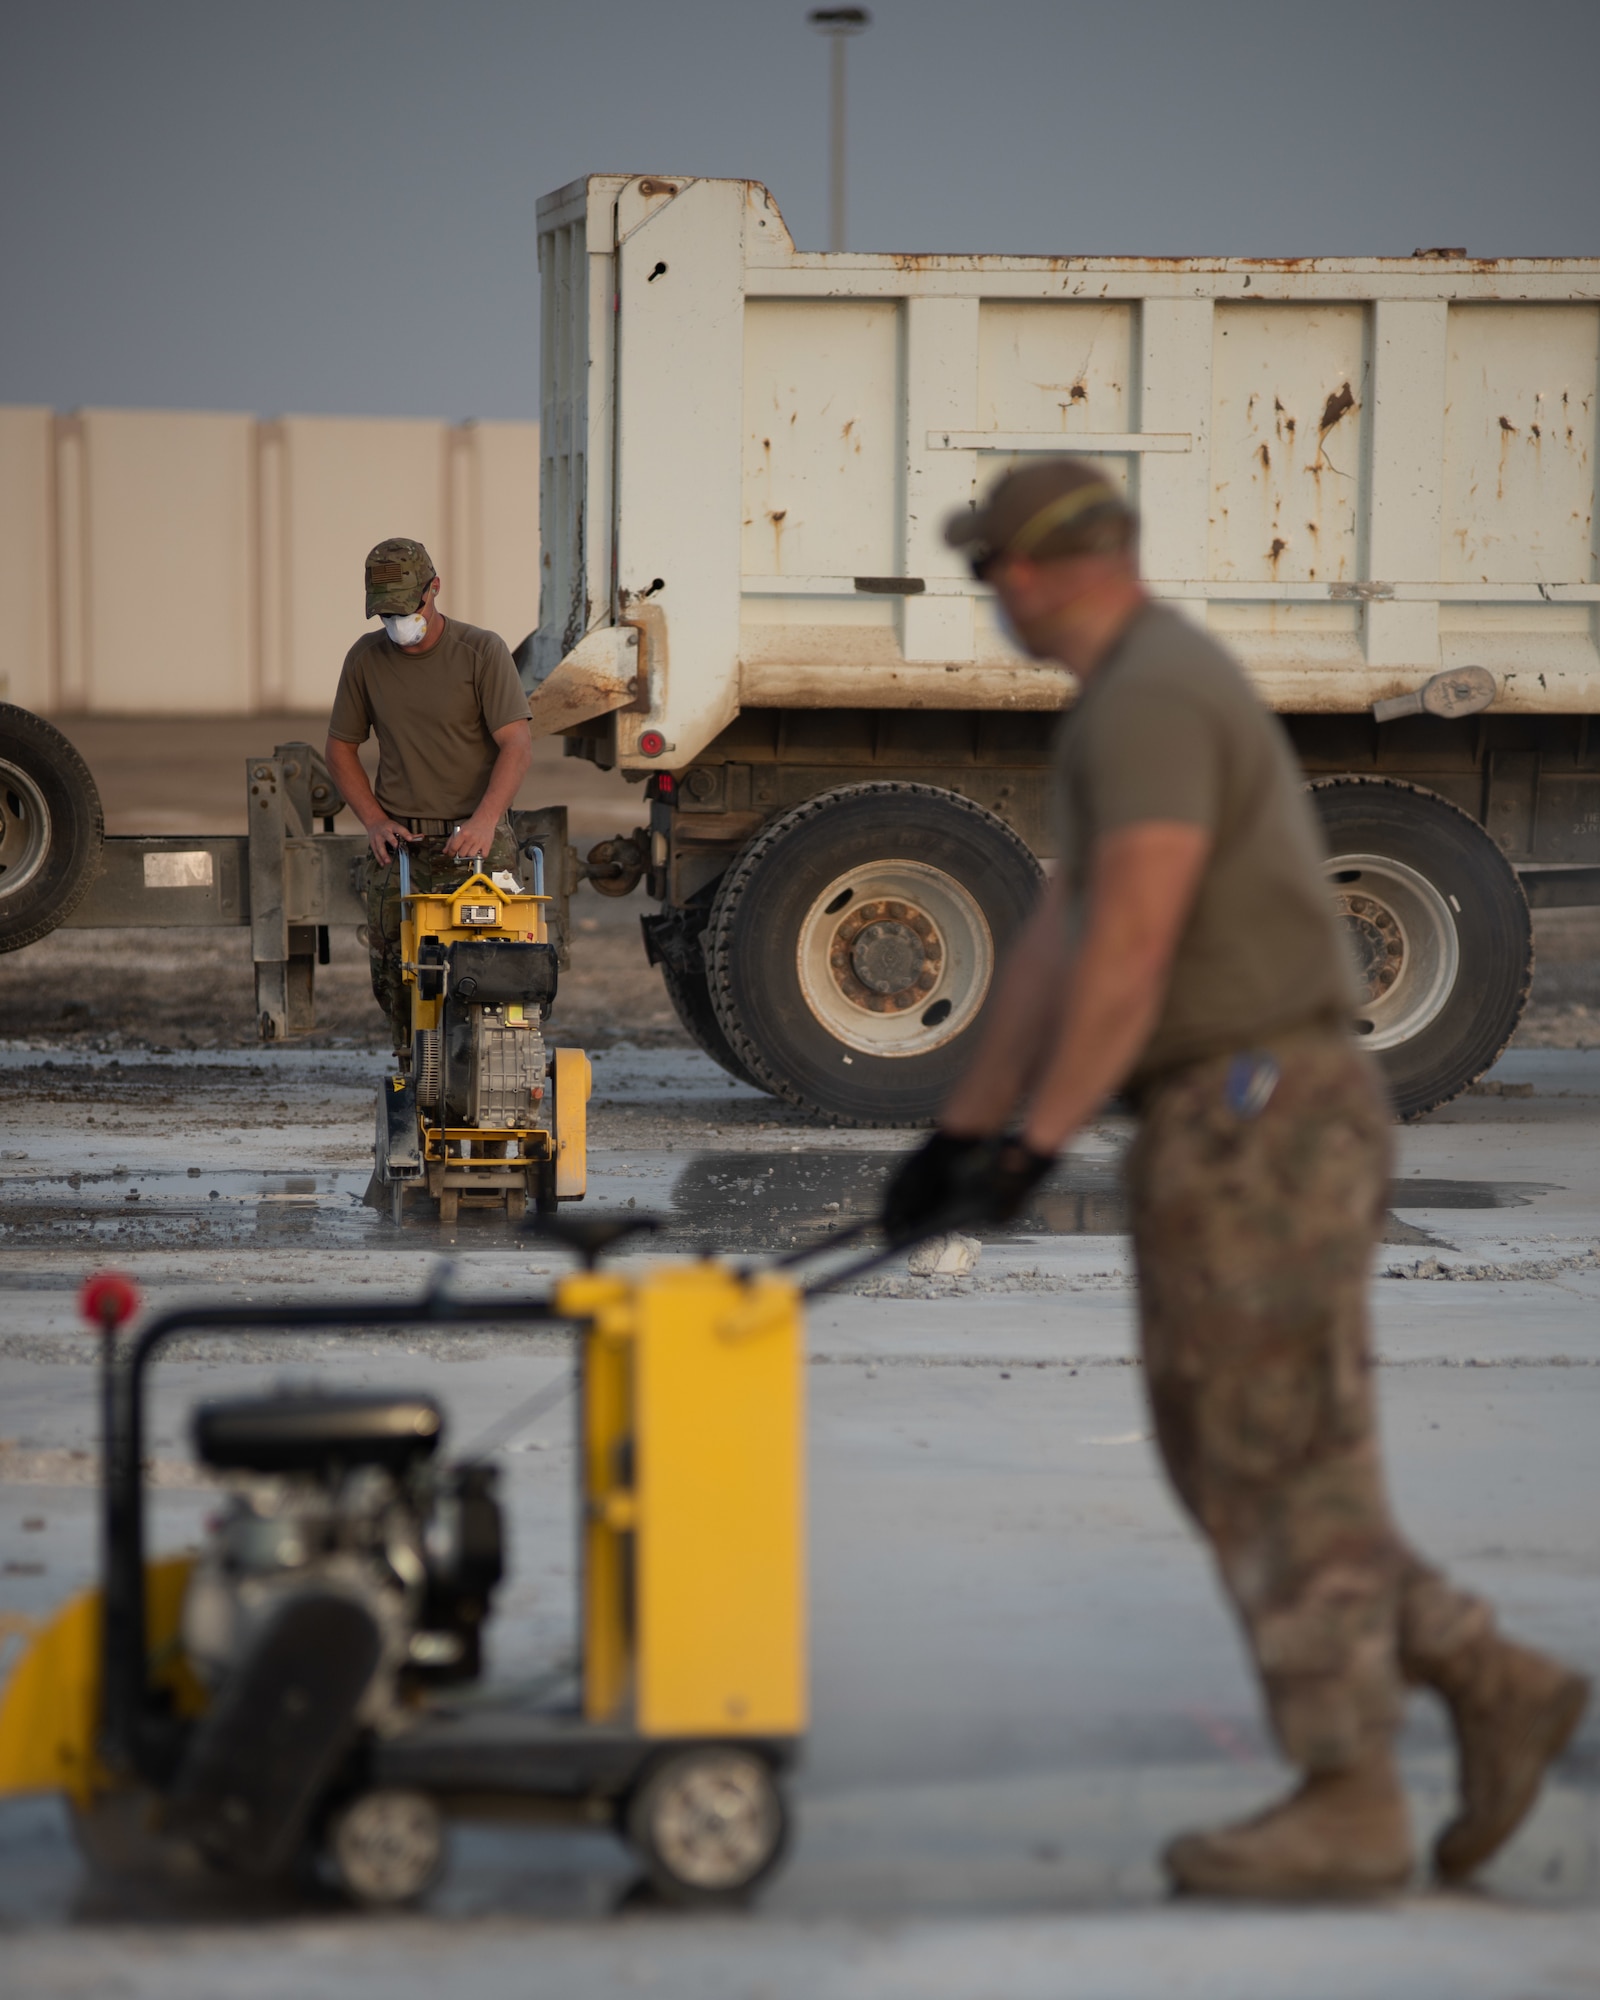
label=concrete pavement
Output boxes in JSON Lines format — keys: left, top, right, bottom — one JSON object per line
{"left": 1, "top": 1042, "right": 1595, "bottom": 1995}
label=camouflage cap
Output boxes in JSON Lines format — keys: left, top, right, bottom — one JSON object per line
{"left": 944, "top": 459, "right": 1134, "bottom": 574}
{"left": 364, "top": 538, "right": 437, "bottom": 617}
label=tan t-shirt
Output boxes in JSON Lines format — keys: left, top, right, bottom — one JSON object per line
{"left": 1051, "top": 601, "right": 1354, "bottom": 1083}
{"left": 328, "top": 618, "right": 530, "bottom": 820}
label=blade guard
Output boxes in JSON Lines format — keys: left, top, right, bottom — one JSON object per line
{"left": 0, "top": 1558, "right": 201, "bottom": 1809}
{"left": 379, "top": 1072, "right": 423, "bottom": 1180}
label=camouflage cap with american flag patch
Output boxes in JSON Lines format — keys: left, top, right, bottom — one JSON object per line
{"left": 364, "top": 537, "right": 437, "bottom": 617}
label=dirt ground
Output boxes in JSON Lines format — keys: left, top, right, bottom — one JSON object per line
{"left": 0, "top": 715, "right": 1595, "bottom": 1051}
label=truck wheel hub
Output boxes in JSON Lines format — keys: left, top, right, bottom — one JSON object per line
{"left": 829, "top": 899, "right": 943, "bottom": 1011}
{"left": 797, "top": 861, "right": 995, "bottom": 1056}
{"left": 1336, "top": 891, "right": 1405, "bottom": 998}
{"left": 1324, "top": 852, "right": 1460, "bottom": 1050}
{"left": 0, "top": 758, "right": 52, "bottom": 900}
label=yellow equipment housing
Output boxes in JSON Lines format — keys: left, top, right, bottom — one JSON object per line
{"left": 398, "top": 867, "right": 591, "bottom": 1223}
{"left": 560, "top": 1262, "right": 807, "bottom": 1740}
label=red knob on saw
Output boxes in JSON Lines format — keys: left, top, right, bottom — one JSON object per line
{"left": 80, "top": 1271, "right": 141, "bottom": 1334}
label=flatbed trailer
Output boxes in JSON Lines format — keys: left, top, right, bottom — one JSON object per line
{"left": 0, "top": 712, "right": 576, "bottom": 1041}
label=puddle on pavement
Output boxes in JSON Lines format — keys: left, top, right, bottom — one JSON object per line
{"left": 0, "top": 1167, "right": 382, "bottom": 1251}
{"left": 0, "top": 1155, "right": 1562, "bottom": 1255}
{"left": 1390, "top": 1177, "right": 1558, "bottom": 1208}
{"left": 667, "top": 1151, "right": 1124, "bottom": 1254}
{"left": 661, "top": 1155, "right": 1561, "bottom": 1256}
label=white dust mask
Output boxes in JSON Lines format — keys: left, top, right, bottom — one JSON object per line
{"left": 382, "top": 611, "right": 429, "bottom": 647}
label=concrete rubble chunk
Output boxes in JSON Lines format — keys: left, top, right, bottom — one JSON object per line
{"left": 907, "top": 1232, "right": 982, "bottom": 1278}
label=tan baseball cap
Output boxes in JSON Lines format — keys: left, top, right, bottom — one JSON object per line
{"left": 365, "top": 537, "right": 437, "bottom": 617}
{"left": 944, "top": 459, "right": 1133, "bottom": 575}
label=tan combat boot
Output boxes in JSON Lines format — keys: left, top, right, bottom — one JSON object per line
{"left": 1163, "top": 1756, "right": 1413, "bottom": 1900}
{"left": 1430, "top": 1638, "right": 1589, "bottom": 1884}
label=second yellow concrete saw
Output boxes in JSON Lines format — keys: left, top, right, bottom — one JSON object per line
{"left": 0, "top": 1200, "right": 959, "bottom": 1911}
{"left": 0, "top": 1226, "right": 807, "bottom": 1909}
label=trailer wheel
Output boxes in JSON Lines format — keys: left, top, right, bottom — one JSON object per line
{"left": 1312, "top": 778, "right": 1532, "bottom": 1119}
{"left": 705, "top": 784, "right": 1041, "bottom": 1126}
{"left": 325, "top": 1788, "right": 446, "bottom": 1908}
{"left": 625, "top": 1748, "right": 788, "bottom": 1905}
{"left": 0, "top": 704, "right": 104, "bottom": 953}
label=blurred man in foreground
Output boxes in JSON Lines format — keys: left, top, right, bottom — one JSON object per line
{"left": 884, "top": 459, "right": 1588, "bottom": 1899}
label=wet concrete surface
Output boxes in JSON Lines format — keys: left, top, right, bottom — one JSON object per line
{"left": 665, "top": 1153, "right": 1558, "bottom": 1253}
{"left": 0, "top": 1155, "right": 1554, "bottom": 1255}
{"left": 0, "top": 1045, "right": 1560, "bottom": 1261}
{"left": 1, "top": 1042, "right": 1597, "bottom": 1994}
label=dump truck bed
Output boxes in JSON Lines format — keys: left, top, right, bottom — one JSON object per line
{"left": 532, "top": 174, "right": 1600, "bottom": 769}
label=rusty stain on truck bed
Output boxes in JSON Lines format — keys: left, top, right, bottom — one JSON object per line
{"left": 1319, "top": 384, "right": 1357, "bottom": 434}
{"left": 863, "top": 244, "right": 1565, "bottom": 280}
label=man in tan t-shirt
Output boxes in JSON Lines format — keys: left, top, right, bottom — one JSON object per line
{"left": 881, "top": 460, "right": 1586, "bottom": 1900}
{"left": 326, "top": 536, "right": 532, "bottom": 1054}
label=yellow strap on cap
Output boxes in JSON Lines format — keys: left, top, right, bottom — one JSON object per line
{"left": 1007, "top": 482, "right": 1120, "bottom": 557}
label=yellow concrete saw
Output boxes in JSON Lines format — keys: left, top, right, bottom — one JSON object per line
{"left": 373, "top": 846, "right": 591, "bottom": 1226}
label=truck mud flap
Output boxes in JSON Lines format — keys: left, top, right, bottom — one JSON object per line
{"left": 163, "top": 1593, "right": 381, "bottom": 1879}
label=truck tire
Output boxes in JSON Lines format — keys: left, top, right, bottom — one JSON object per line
{"left": 643, "top": 888, "right": 759, "bottom": 1086}
{"left": 660, "top": 954, "right": 760, "bottom": 1088}
{"left": 1311, "top": 778, "right": 1531, "bottom": 1120}
{"left": 0, "top": 704, "right": 104, "bottom": 953}
{"left": 705, "top": 783, "right": 1042, "bottom": 1126}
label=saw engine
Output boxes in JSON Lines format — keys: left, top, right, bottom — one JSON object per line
{"left": 415, "top": 1004, "right": 548, "bottom": 1130}
{"left": 180, "top": 1389, "right": 503, "bottom": 1729}
{"left": 141, "top": 1386, "right": 506, "bottom": 1890}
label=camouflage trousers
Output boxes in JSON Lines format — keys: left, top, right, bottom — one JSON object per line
{"left": 364, "top": 824, "right": 520, "bottom": 1053}
{"left": 1127, "top": 1025, "right": 1492, "bottom": 1772}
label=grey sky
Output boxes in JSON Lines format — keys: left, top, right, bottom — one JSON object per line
{"left": 4, "top": 1, "right": 1597, "bottom": 421}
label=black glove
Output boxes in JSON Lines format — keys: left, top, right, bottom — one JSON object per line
{"left": 881, "top": 1131, "right": 986, "bottom": 1246}
{"left": 985, "top": 1136, "right": 1056, "bottom": 1224}
{"left": 880, "top": 1131, "right": 1056, "bottom": 1247}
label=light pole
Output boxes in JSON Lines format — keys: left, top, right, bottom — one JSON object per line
{"left": 807, "top": 8, "right": 870, "bottom": 253}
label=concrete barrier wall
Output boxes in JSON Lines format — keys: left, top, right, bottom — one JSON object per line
{"left": 0, "top": 406, "right": 539, "bottom": 717}
{"left": 0, "top": 408, "right": 56, "bottom": 716}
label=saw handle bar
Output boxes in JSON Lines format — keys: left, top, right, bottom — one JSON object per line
{"left": 795, "top": 1229, "right": 931, "bottom": 1299}
{"left": 766, "top": 1212, "right": 966, "bottom": 1299}
{"left": 397, "top": 846, "right": 495, "bottom": 901}
{"left": 98, "top": 1293, "right": 565, "bottom": 1785}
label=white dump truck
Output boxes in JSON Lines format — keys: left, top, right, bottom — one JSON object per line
{"left": 528, "top": 172, "right": 1600, "bottom": 1123}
